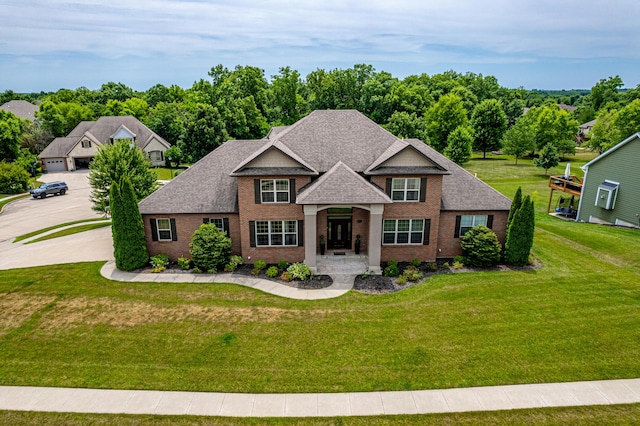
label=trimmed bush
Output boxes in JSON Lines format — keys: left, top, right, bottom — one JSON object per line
{"left": 266, "top": 266, "right": 279, "bottom": 278}
{"left": 410, "top": 258, "right": 422, "bottom": 268}
{"left": 253, "top": 260, "right": 267, "bottom": 271}
{"left": 150, "top": 253, "right": 169, "bottom": 268}
{"left": 460, "top": 225, "right": 501, "bottom": 268}
{"left": 505, "top": 195, "right": 535, "bottom": 266}
{"left": 384, "top": 262, "right": 399, "bottom": 277}
{"left": 189, "top": 223, "right": 232, "bottom": 272}
{"left": 177, "top": 257, "right": 191, "bottom": 270}
{"left": 280, "top": 271, "right": 293, "bottom": 282}
{"left": 277, "top": 260, "right": 289, "bottom": 270}
{"left": 0, "top": 162, "right": 30, "bottom": 194}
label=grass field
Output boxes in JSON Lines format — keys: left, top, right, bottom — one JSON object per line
{"left": 1, "top": 150, "right": 639, "bottom": 422}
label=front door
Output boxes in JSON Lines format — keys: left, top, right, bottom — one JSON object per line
{"left": 328, "top": 218, "right": 352, "bottom": 250}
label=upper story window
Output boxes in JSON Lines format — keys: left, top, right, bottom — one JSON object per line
{"left": 459, "top": 215, "right": 487, "bottom": 237}
{"left": 261, "top": 179, "right": 289, "bottom": 203}
{"left": 81, "top": 140, "right": 91, "bottom": 148}
{"left": 392, "top": 178, "right": 420, "bottom": 201}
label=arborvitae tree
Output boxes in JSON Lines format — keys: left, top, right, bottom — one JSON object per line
{"left": 504, "top": 195, "right": 535, "bottom": 266}
{"left": 507, "top": 187, "right": 523, "bottom": 230}
{"left": 111, "top": 176, "right": 149, "bottom": 271}
{"left": 533, "top": 143, "right": 559, "bottom": 174}
{"left": 444, "top": 125, "right": 473, "bottom": 165}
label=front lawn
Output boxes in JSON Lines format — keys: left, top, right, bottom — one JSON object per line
{"left": 1, "top": 213, "right": 639, "bottom": 393}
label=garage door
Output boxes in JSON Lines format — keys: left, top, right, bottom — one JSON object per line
{"left": 44, "top": 158, "right": 67, "bottom": 172}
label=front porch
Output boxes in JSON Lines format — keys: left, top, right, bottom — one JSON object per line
{"left": 316, "top": 252, "right": 369, "bottom": 275}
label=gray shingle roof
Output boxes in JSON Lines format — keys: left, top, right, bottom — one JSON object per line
{"left": 38, "top": 137, "right": 78, "bottom": 158}
{"left": 0, "top": 100, "right": 39, "bottom": 121}
{"left": 297, "top": 161, "right": 391, "bottom": 205}
{"left": 139, "top": 140, "right": 266, "bottom": 214}
{"left": 405, "top": 139, "right": 512, "bottom": 211}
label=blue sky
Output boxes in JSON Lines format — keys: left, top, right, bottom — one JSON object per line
{"left": 1, "top": 0, "right": 639, "bottom": 93}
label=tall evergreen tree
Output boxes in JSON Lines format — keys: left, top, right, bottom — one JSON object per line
{"left": 111, "top": 176, "right": 149, "bottom": 271}
{"left": 507, "top": 187, "right": 523, "bottom": 230}
{"left": 504, "top": 195, "right": 535, "bottom": 266}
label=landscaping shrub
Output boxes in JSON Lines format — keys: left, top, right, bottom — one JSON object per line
{"left": 150, "top": 253, "right": 169, "bottom": 269}
{"left": 177, "top": 257, "right": 191, "bottom": 270}
{"left": 0, "top": 162, "right": 30, "bottom": 194}
{"left": 384, "top": 260, "right": 399, "bottom": 277}
{"left": 402, "top": 266, "right": 423, "bottom": 282}
{"left": 459, "top": 225, "right": 501, "bottom": 267}
{"left": 453, "top": 261, "right": 464, "bottom": 269}
{"left": 189, "top": 223, "right": 232, "bottom": 272}
{"left": 410, "top": 258, "right": 422, "bottom": 268}
{"left": 396, "top": 275, "right": 408, "bottom": 285}
{"left": 277, "top": 260, "right": 288, "bottom": 270}
{"left": 280, "top": 271, "right": 293, "bottom": 282}
{"left": 287, "top": 262, "right": 312, "bottom": 280}
{"left": 253, "top": 260, "right": 267, "bottom": 271}
{"left": 224, "top": 255, "right": 244, "bottom": 272}
{"left": 505, "top": 195, "right": 535, "bottom": 266}
{"left": 453, "top": 255, "right": 465, "bottom": 265}
{"left": 266, "top": 266, "right": 279, "bottom": 278}
{"left": 424, "top": 262, "right": 438, "bottom": 272}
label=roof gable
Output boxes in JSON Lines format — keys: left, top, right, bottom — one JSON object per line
{"left": 231, "top": 140, "right": 318, "bottom": 176}
{"left": 365, "top": 140, "right": 448, "bottom": 175}
{"left": 297, "top": 161, "right": 392, "bottom": 205}
{"left": 111, "top": 125, "right": 136, "bottom": 141}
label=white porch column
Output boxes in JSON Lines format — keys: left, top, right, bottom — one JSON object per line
{"left": 303, "top": 205, "right": 318, "bottom": 272}
{"left": 368, "top": 204, "right": 384, "bottom": 273}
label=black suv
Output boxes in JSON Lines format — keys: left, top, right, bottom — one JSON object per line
{"left": 30, "top": 181, "right": 68, "bottom": 199}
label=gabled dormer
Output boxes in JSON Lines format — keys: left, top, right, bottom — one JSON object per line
{"left": 364, "top": 139, "right": 449, "bottom": 176}
{"left": 110, "top": 124, "right": 137, "bottom": 145}
{"left": 230, "top": 141, "right": 318, "bottom": 177}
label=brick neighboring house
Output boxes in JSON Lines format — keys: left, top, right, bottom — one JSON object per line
{"left": 38, "top": 116, "right": 171, "bottom": 172}
{"left": 139, "top": 110, "right": 511, "bottom": 272}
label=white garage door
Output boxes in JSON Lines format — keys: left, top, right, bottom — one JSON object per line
{"left": 45, "top": 158, "right": 67, "bottom": 172}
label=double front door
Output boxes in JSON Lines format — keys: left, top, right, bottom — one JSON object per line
{"left": 327, "top": 218, "right": 352, "bottom": 250}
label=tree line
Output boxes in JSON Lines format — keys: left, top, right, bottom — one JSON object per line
{"left": 2, "top": 65, "right": 640, "bottom": 173}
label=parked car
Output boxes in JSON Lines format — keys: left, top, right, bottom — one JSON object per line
{"left": 30, "top": 181, "right": 68, "bottom": 199}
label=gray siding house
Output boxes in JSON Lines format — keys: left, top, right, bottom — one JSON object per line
{"left": 577, "top": 132, "right": 640, "bottom": 228}
{"left": 39, "top": 116, "right": 171, "bottom": 172}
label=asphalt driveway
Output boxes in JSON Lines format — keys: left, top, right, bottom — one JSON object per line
{"left": 0, "top": 171, "right": 114, "bottom": 270}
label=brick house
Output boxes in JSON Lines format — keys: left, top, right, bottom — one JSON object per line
{"left": 139, "top": 110, "right": 511, "bottom": 272}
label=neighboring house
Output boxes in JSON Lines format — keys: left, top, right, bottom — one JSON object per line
{"left": 38, "top": 116, "right": 170, "bottom": 172}
{"left": 139, "top": 110, "right": 511, "bottom": 272}
{"left": 558, "top": 103, "right": 577, "bottom": 113}
{"left": 576, "top": 132, "right": 640, "bottom": 228}
{"left": 0, "top": 100, "right": 39, "bottom": 122}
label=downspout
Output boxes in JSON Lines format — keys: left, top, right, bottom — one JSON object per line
{"left": 575, "top": 164, "right": 588, "bottom": 222}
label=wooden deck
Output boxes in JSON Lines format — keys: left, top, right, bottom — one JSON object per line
{"left": 547, "top": 175, "right": 583, "bottom": 213}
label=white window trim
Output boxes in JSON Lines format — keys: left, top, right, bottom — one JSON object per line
{"left": 255, "top": 220, "right": 297, "bottom": 246}
{"left": 595, "top": 180, "right": 619, "bottom": 210}
{"left": 391, "top": 178, "right": 420, "bottom": 202}
{"left": 260, "top": 179, "right": 289, "bottom": 203}
{"left": 156, "top": 218, "right": 172, "bottom": 241}
{"left": 383, "top": 218, "right": 424, "bottom": 245}
{"left": 459, "top": 215, "right": 487, "bottom": 237}
{"left": 208, "top": 218, "right": 224, "bottom": 230}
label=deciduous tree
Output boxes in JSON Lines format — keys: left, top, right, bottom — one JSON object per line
{"left": 426, "top": 93, "right": 467, "bottom": 152}
{"left": 444, "top": 125, "right": 473, "bottom": 165}
{"left": 471, "top": 99, "right": 507, "bottom": 158}
{"left": 533, "top": 143, "right": 559, "bottom": 175}
{"left": 0, "top": 110, "right": 24, "bottom": 162}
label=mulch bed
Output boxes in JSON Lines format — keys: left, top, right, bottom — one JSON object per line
{"left": 233, "top": 264, "right": 333, "bottom": 289}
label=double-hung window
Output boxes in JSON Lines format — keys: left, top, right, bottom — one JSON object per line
{"left": 459, "top": 215, "right": 487, "bottom": 237}
{"left": 392, "top": 178, "right": 420, "bottom": 201}
{"left": 156, "top": 218, "right": 173, "bottom": 241}
{"left": 383, "top": 219, "right": 424, "bottom": 244}
{"left": 261, "top": 179, "right": 289, "bottom": 203}
{"left": 81, "top": 140, "right": 91, "bottom": 148}
{"left": 255, "top": 220, "right": 297, "bottom": 246}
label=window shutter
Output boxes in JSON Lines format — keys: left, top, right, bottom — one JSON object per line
{"left": 419, "top": 178, "right": 427, "bottom": 202}
{"left": 170, "top": 218, "right": 178, "bottom": 241}
{"left": 385, "top": 178, "right": 392, "bottom": 197}
{"left": 454, "top": 215, "right": 461, "bottom": 238}
{"left": 423, "top": 219, "right": 431, "bottom": 245}
{"left": 298, "top": 220, "right": 304, "bottom": 246}
{"left": 487, "top": 215, "right": 494, "bottom": 229}
{"left": 249, "top": 221, "right": 256, "bottom": 247}
{"left": 223, "top": 218, "right": 230, "bottom": 235}
{"left": 150, "top": 219, "right": 158, "bottom": 241}
{"left": 289, "top": 179, "right": 296, "bottom": 203}
{"left": 254, "top": 179, "right": 261, "bottom": 204}
{"left": 203, "top": 218, "right": 209, "bottom": 224}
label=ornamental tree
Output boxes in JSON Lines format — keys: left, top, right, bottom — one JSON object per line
{"left": 533, "top": 143, "right": 559, "bottom": 175}
{"left": 110, "top": 176, "right": 149, "bottom": 271}
{"left": 504, "top": 195, "right": 535, "bottom": 266}
{"left": 460, "top": 225, "right": 501, "bottom": 268}
{"left": 89, "top": 139, "right": 158, "bottom": 214}
{"left": 189, "top": 223, "right": 232, "bottom": 273}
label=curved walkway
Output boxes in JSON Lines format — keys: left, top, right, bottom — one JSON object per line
{"left": 100, "top": 261, "right": 354, "bottom": 300}
{"left": 2, "top": 378, "right": 640, "bottom": 417}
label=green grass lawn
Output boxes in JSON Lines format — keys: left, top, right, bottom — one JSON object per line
{"left": 0, "top": 193, "right": 29, "bottom": 212}
{"left": 1, "top": 150, "right": 639, "bottom": 424}
{"left": 14, "top": 218, "right": 109, "bottom": 243}
{"left": 23, "top": 222, "right": 111, "bottom": 244}
{"left": 3, "top": 403, "right": 640, "bottom": 425}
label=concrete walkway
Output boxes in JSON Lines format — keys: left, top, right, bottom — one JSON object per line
{"left": 2, "top": 379, "right": 640, "bottom": 417}
{"left": 100, "top": 261, "right": 355, "bottom": 300}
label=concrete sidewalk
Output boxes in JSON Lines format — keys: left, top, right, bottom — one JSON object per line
{"left": 100, "top": 261, "right": 354, "bottom": 300}
{"left": 1, "top": 379, "right": 640, "bottom": 417}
